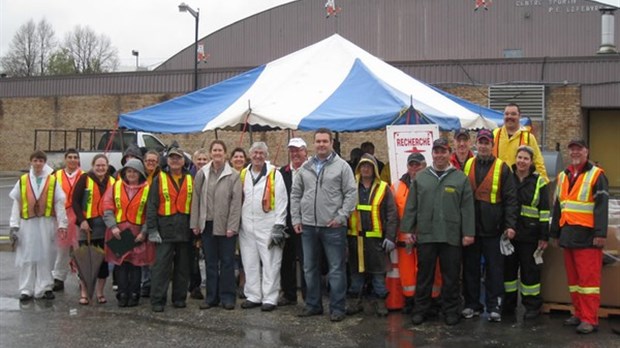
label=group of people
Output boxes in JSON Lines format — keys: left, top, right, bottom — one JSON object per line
{"left": 8, "top": 104, "right": 609, "bottom": 333}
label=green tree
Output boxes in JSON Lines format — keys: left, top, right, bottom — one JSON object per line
{"left": 47, "top": 48, "right": 77, "bottom": 75}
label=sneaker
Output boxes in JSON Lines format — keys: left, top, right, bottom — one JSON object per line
{"left": 576, "top": 322, "right": 598, "bottom": 334}
{"left": 564, "top": 316, "right": 581, "bottom": 326}
{"left": 488, "top": 311, "right": 502, "bottom": 322}
{"left": 411, "top": 314, "right": 425, "bottom": 325}
{"left": 298, "top": 308, "right": 324, "bottom": 317}
{"left": 461, "top": 308, "right": 480, "bottom": 319}
{"left": 43, "top": 291, "right": 55, "bottom": 300}
{"left": 445, "top": 314, "right": 460, "bottom": 326}
{"left": 240, "top": 300, "right": 261, "bottom": 309}
{"left": 330, "top": 312, "right": 346, "bottom": 322}
{"left": 277, "top": 297, "right": 297, "bottom": 306}
{"left": 52, "top": 279, "right": 64, "bottom": 292}
{"left": 19, "top": 294, "right": 33, "bottom": 302}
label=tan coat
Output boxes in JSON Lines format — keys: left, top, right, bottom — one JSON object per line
{"left": 190, "top": 162, "right": 242, "bottom": 236}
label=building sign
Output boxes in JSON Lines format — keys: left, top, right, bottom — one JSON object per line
{"left": 514, "top": 0, "right": 603, "bottom": 13}
{"left": 386, "top": 125, "right": 439, "bottom": 185}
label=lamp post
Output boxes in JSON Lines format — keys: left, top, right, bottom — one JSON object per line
{"left": 179, "top": 2, "right": 199, "bottom": 91}
{"left": 131, "top": 50, "right": 139, "bottom": 70}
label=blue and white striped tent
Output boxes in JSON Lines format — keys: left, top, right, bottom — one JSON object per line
{"left": 119, "top": 34, "right": 499, "bottom": 133}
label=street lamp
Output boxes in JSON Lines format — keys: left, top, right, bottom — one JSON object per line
{"left": 131, "top": 50, "right": 139, "bottom": 70}
{"left": 179, "top": 2, "right": 199, "bottom": 91}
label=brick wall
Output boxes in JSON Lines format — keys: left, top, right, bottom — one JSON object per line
{"left": 0, "top": 86, "right": 584, "bottom": 171}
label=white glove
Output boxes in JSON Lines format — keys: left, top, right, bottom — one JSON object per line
{"left": 500, "top": 234, "right": 514, "bottom": 256}
{"left": 148, "top": 231, "right": 162, "bottom": 244}
{"left": 382, "top": 239, "right": 396, "bottom": 253}
{"left": 533, "top": 248, "right": 544, "bottom": 265}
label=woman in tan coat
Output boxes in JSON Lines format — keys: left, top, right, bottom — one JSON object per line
{"left": 190, "top": 140, "right": 242, "bottom": 310}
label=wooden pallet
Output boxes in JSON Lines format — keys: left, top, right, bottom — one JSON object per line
{"left": 542, "top": 302, "right": 620, "bottom": 318}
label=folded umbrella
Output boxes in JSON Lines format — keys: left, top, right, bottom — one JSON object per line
{"left": 71, "top": 229, "right": 105, "bottom": 301}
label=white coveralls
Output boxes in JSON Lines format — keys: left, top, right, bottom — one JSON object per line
{"left": 9, "top": 165, "right": 68, "bottom": 298}
{"left": 240, "top": 163, "right": 288, "bottom": 305}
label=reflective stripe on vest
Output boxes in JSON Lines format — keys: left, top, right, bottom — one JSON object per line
{"left": 568, "top": 284, "right": 600, "bottom": 295}
{"left": 464, "top": 157, "right": 503, "bottom": 204}
{"left": 20, "top": 174, "right": 56, "bottom": 219}
{"left": 504, "top": 279, "right": 518, "bottom": 293}
{"left": 56, "top": 169, "right": 84, "bottom": 208}
{"left": 113, "top": 181, "right": 150, "bottom": 225}
{"left": 348, "top": 181, "right": 388, "bottom": 238}
{"left": 240, "top": 167, "right": 276, "bottom": 213}
{"left": 520, "top": 175, "right": 547, "bottom": 219}
{"left": 520, "top": 282, "right": 541, "bottom": 296}
{"left": 84, "top": 176, "right": 115, "bottom": 219}
{"left": 158, "top": 172, "right": 193, "bottom": 216}
{"left": 557, "top": 166, "right": 602, "bottom": 228}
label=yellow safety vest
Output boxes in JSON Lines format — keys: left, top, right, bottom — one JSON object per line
{"left": 113, "top": 181, "right": 150, "bottom": 225}
{"left": 84, "top": 176, "right": 116, "bottom": 219}
{"left": 20, "top": 174, "right": 56, "bottom": 219}
{"left": 520, "top": 175, "right": 550, "bottom": 222}
{"left": 158, "top": 172, "right": 193, "bottom": 216}
{"left": 240, "top": 167, "right": 276, "bottom": 213}
{"left": 348, "top": 180, "right": 388, "bottom": 238}
{"left": 556, "top": 166, "right": 603, "bottom": 228}
{"left": 464, "top": 157, "right": 503, "bottom": 204}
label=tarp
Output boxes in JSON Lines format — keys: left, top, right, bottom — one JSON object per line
{"left": 119, "top": 34, "right": 499, "bottom": 133}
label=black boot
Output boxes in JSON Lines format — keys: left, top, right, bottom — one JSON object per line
{"left": 402, "top": 296, "right": 414, "bottom": 314}
{"left": 127, "top": 293, "right": 140, "bottom": 307}
{"left": 117, "top": 293, "right": 129, "bottom": 308}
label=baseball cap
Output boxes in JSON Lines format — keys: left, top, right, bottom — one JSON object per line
{"left": 167, "top": 148, "right": 184, "bottom": 157}
{"left": 567, "top": 139, "right": 587, "bottom": 148}
{"left": 407, "top": 153, "right": 425, "bottom": 164}
{"left": 432, "top": 138, "right": 451, "bottom": 151}
{"left": 476, "top": 129, "right": 494, "bottom": 142}
{"left": 287, "top": 138, "right": 307, "bottom": 148}
{"left": 454, "top": 128, "right": 470, "bottom": 140}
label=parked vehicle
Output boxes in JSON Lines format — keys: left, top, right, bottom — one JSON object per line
{"left": 34, "top": 128, "right": 170, "bottom": 172}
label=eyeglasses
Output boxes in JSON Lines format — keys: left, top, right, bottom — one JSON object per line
{"left": 145, "top": 159, "right": 159, "bottom": 163}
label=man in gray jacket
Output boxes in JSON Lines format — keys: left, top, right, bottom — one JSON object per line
{"left": 400, "top": 138, "right": 476, "bottom": 326}
{"left": 291, "top": 128, "right": 357, "bottom": 322}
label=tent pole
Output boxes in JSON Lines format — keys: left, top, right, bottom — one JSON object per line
{"left": 214, "top": 129, "right": 219, "bottom": 140}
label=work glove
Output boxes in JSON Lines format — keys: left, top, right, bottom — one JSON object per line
{"left": 533, "top": 248, "right": 544, "bottom": 265}
{"left": 148, "top": 231, "right": 162, "bottom": 244}
{"left": 9, "top": 227, "right": 19, "bottom": 249}
{"left": 500, "top": 233, "right": 515, "bottom": 256}
{"left": 268, "top": 224, "right": 288, "bottom": 249}
{"left": 382, "top": 239, "right": 396, "bottom": 253}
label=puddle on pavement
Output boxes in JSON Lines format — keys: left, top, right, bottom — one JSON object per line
{"left": 0, "top": 297, "right": 20, "bottom": 311}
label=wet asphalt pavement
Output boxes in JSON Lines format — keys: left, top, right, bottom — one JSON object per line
{"left": 0, "top": 252, "right": 619, "bottom": 348}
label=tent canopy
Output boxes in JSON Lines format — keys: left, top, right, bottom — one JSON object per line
{"left": 119, "top": 34, "right": 499, "bottom": 133}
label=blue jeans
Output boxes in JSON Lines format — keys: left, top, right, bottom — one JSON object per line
{"left": 349, "top": 272, "right": 388, "bottom": 298}
{"left": 201, "top": 221, "right": 237, "bottom": 306}
{"left": 301, "top": 225, "right": 347, "bottom": 315}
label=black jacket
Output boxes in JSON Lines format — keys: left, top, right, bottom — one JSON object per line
{"left": 471, "top": 156, "right": 519, "bottom": 237}
{"left": 146, "top": 169, "right": 192, "bottom": 242}
{"left": 550, "top": 162, "right": 609, "bottom": 248}
{"left": 512, "top": 166, "right": 550, "bottom": 243}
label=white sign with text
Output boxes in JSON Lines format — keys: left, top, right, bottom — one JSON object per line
{"left": 386, "top": 124, "right": 439, "bottom": 185}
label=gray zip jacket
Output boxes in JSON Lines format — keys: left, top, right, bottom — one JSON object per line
{"left": 290, "top": 151, "right": 357, "bottom": 227}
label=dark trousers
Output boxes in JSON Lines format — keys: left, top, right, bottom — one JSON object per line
{"left": 150, "top": 241, "right": 191, "bottom": 306}
{"left": 117, "top": 262, "right": 141, "bottom": 298}
{"left": 503, "top": 241, "right": 542, "bottom": 312}
{"left": 202, "top": 221, "right": 237, "bottom": 306}
{"left": 462, "top": 235, "right": 504, "bottom": 313}
{"left": 413, "top": 243, "right": 461, "bottom": 317}
{"left": 280, "top": 228, "right": 306, "bottom": 301}
{"left": 188, "top": 237, "right": 202, "bottom": 291}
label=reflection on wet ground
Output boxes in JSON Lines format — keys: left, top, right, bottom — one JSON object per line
{"left": 1, "top": 251, "right": 618, "bottom": 348}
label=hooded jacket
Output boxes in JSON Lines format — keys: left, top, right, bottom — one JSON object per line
{"left": 290, "top": 151, "right": 357, "bottom": 228}
{"left": 512, "top": 164, "right": 550, "bottom": 243}
{"left": 347, "top": 154, "right": 398, "bottom": 274}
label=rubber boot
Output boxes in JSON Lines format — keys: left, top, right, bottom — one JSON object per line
{"left": 402, "top": 296, "right": 414, "bottom": 314}
{"left": 373, "top": 298, "right": 389, "bottom": 317}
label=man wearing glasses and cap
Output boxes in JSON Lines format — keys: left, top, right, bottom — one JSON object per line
{"left": 279, "top": 138, "right": 308, "bottom": 306}
{"left": 550, "top": 139, "right": 609, "bottom": 334}
{"left": 461, "top": 129, "right": 519, "bottom": 323}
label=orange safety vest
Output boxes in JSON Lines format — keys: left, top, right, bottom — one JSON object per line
{"left": 55, "top": 169, "right": 84, "bottom": 208}
{"left": 20, "top": 174, "right": 56, "bottom": 219}
{"left": 392, "top": 180, "right": 409, "bottom": 219}
{"left": 157, "top": 172, "right": 193, "bottom": 216}
{"left": 240, "top": 167, "right": 276, "bottom": 213}
{"left": 492, "top": 128, "right": 530, "bottom": 159}
{"left": 113, "top": 181, "right": 150, "bottom": 225}
{"left": 556, "top": 166, "right": 603, "bottom": 228}
{"left": 464, "top": 157, "right": 504, "bottom": 204}
{"left": 84, "top": 176, "right": 115, "bottom": 219}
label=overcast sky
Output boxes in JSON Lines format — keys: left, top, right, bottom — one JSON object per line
{"left": 0, "top": 0, "right": 296, "bottom": 70}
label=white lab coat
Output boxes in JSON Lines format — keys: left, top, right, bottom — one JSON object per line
{"left": 9, "top": 164, "right": 68, "bottom": 297}
{"left": 239, "top": 163, "right": 287, "bottom": 305}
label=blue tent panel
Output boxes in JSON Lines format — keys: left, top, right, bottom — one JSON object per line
{"left": 118, "top": 65, "right": 265, "bottom": 133}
